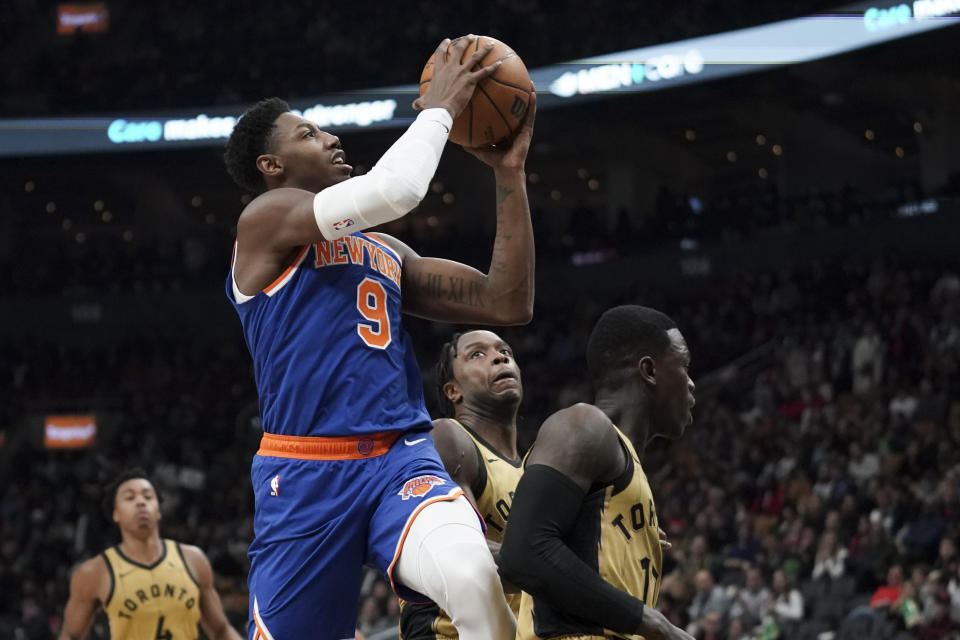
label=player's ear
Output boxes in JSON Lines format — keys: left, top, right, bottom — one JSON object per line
{"left": 443, "top": 380, "right": 463, "bottom": 405}
{"left": 638, "top": 356, "right": 656, "bottom": 386}
{"left": 257, "top": 154, "right": 283, "bottom": 179}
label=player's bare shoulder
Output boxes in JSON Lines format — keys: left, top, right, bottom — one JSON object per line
{"left": 541, "top": 403, "right": 617, "bottom": 452}
{"left": 430, "top": 418, "right": 481, "bottom": 488}
{"left": 237, "top": 187, "right": 309, "bottom": 232}
{"left": 528, "top": 403, "right": 622, "bottom": 490}
{"left": 178, "top": 543, "right": 214, "bottom": 587}
{"left": 69, "top": 554, "right": 112, "bottom": 602}
{"left": 431, "top": 417, "right": 465, "bottom": 443}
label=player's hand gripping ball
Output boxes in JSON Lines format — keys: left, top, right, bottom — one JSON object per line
{"left": 420, "top": 35, "right": 533, "bottom": 147}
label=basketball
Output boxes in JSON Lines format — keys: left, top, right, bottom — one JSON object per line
{"left": 419, "top": 36, "right": 533, "bottom": 147}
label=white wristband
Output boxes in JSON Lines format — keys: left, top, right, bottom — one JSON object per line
{"left": 313, "top": 108, "right": 452, "bottom": 240}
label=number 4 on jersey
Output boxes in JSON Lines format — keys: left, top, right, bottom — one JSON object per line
{"left": 155, "top": 615, "right": 172, "bottom": 640}
{"left": 357, "top": 277, "right": 392, "bottom": 349}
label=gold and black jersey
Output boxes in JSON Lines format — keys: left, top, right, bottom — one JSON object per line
{"left": 101, "top": 539, "right": 202, "bottom": 640}
{"left": 400, "top": 419, "right": 523, "bottom": 639}
{"left": 517, "top": 425, "right": 662, "bottom": 640}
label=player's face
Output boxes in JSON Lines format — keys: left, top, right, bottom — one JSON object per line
{"left": 269, "top": 113, "right": 353, "bottom": 191}
{"left": 653, "top": 328, "right": 695, "bottom": 438}
{"left": 450, "top": 330, "right": 522, "bottom": 406}
{"left": 113, "top": 478, "right": 161, "bottom": 533}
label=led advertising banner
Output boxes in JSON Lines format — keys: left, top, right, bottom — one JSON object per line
{"left": 1, "top": 0, "right": 957, "bottom": 157}
{"left": 44, "top": 414, "right": 97, "bottom": 449}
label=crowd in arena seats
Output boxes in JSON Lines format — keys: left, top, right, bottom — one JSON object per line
{"left": 1, "top": 170, "right": 946, "bottom": 299}
{"left": 2, "top": 171, "right": 960, "bottom": 640}
{"left": 3, "top": 0, "right": 840, "bottom": 117}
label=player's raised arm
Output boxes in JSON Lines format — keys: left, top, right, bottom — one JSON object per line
{"left": 372, "top": 92, "right": 536, "bottom": 326}
{"left": 499, "top": 403, "right": 693, "bottom": 640}
{"left": 181, "top": 545, "right": 244, "bottom": 640}
{"left": 228, "top": 38, "right": 501, "bottom": 295}
{"left": 58, "top": 558, "right": 108, "bottom": 640}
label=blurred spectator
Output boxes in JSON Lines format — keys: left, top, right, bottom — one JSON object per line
{"left": 869, "top": 563, "right": 904, "bottom": 611}
{"left": 728, "top": 566, "right": 770, "bottom": 627}
{"left": 916, "top": 591, "right": 960, "bottom": 640}
{"left": 897, "top": 580, "right": 923, "bottom": 631}
{"left": 724, "top": 520, "right": 761, "bottom": 572}
{"left": 812, "top": 530, "right": 849, "bottom": 581}
{"left": 852, "top": 322, "right": 884, "bottom": 396}
{"left": 687, "top": 570, "right": 731, "bottom": 636}
{"left": 769, "top": 569, "right": 803, "bottom": 633}
{"left": 725, "top": 617, "right": 750, "bottom": 640}
{"left": 695, "top": 611, "right": 726, "bottom": 640}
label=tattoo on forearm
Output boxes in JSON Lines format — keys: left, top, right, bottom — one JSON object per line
{"left": 414, "top": 272, "right": 486, "bottom": 308}
{"left": 496, "top": 184, "right": 515, "bottom": 205}
{"left": 490, "top": 207, "right": 516, "bottom": 273}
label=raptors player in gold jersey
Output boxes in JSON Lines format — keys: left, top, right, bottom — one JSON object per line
{"left": 501, "top": 305, "right": 695, "bottom": 640}
{"left": 400, "top": 329, "right": 524, "bottom": 639}
{"left": 58, "top": 469, "right": 244, "bottom": 640}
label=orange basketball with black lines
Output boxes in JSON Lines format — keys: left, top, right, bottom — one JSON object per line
{"left": 419, "top": 36, "right": 533, "bottom": 147}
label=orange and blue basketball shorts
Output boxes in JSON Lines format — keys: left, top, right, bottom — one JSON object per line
{"left": 246, "top": 429, "right": 465, "bottom": 640}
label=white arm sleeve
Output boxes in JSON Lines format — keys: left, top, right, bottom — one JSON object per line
{"left": 313, "top": 108, "right": 452, "bottom": 240}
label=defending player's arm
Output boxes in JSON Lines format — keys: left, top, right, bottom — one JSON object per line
{"left": 236, "top": 38, "right": 497, "bottom": 256}
{"left": 431, "top": 419, "right": 502, "bottom": 561}
{"left": 58, "top": 558, "right": 109, "bottom": 640}
{"left": 377, "top": 92, "right": 536, "bottom": 326}
{"left": 430, "top": 418, "right": 518, "bottom": 591}
{"left": 431, "top": 418, "right": 484, "bottom": 505}
{"left": 499, "top": 404, "right": 693, "bottom": 640}
{"left": 181, "top": 545, "right": 245, "bottom": 640}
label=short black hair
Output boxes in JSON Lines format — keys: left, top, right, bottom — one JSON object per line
{"left": 586, "top": 305, "right": 677, "bottom": 389}
{"left": 101, "top": 468, "right": 158, "bottom": 520}
{"left": 224, "top": 97, "right": 291, "bottom": 194}
{"left": 434, "top": 332, "right": 465, "bottom": 418}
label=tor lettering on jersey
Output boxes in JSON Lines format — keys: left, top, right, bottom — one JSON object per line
{"left": 398, "top": 475, "right": 446, "bottom": 501}
{"left": 611, "top": 499, "right": 657, "bottom": 541}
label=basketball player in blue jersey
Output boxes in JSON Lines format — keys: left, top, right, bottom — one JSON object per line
{"left": 500, "top": 306, "right": 696, "bottom": 640}
{"left": 222, "top": 36, "right": 534, "bottom": 640}
{"left": 400, "top": 329, "right": 525, "bottom": 639}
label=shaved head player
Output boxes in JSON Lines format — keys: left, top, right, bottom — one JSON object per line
{"left": 501, "top": 306, "right": 696, "bottom": 640}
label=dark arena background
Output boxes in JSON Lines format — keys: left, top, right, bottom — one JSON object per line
{"left": 3, "top": 1, "right": 960, "bottom": 639}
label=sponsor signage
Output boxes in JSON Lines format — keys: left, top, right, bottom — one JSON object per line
{"left": 2, "top": 2, "right": 956, "bottom": 157}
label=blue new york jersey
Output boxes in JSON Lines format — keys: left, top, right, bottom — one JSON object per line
{"left": 227, "top": 232, "right": 432, "bottom": 437}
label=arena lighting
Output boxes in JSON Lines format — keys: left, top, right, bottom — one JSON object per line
{"left": 0, "top": 0, "right": 956, "bottom": 157}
